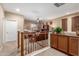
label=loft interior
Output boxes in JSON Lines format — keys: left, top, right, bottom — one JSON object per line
{"left": 0, "top": 3, "right": 79, "bottom": 56}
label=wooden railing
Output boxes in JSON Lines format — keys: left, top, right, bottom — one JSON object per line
{"left": 18, "top": 31, "right": 48, "bottom": 56}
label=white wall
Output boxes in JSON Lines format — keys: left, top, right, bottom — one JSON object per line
{"left": 0, "top": 5, "right": 4, "bottom": 49}
{"left": 5, "top": 12, "right": 24, "bottom": 32}
{"left": 2, "top": 12, "right": 24, "bottom": 43}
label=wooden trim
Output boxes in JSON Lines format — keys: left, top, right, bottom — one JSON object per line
{"left": 17, "top": 31, "right": 20, "bottom": 48}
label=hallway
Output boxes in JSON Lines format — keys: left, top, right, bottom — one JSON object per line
{"left": 0, "top": 41, "right": 18, "bottom": 56}
{"left": 0, "top": 3, "right": 79, "bottom": 56}
{"left": 0, "top": 39, "right": 48, "bottom": 56}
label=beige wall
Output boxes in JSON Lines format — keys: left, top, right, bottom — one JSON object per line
{"left": 0, "top": 5, "right": 25, "bottom": 45}
{"left": 24, "top": 20, "right": 31, "bottom": 30}
{"left": 0, "top": 5, "right": 4, "bottom": 48}
{"left": 66, "top": 13, "right": 79, "bottom": 32}
{"left": 49, "top": 12, "right": 79, "bottom": 33}
{"left": 5, "top": 12, "right": 24, "bottom": 32}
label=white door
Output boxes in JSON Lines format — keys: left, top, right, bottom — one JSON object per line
{"left": 5, "top": 20, "right": 17, "bottom": 42}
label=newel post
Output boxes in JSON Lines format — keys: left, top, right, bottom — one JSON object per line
{"left": 20, "top": 32, "right": 25, "bottom": 56}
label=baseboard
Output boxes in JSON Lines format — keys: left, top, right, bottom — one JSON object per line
{"left": 26, "top": 46, "right": 50, "bottom": 56}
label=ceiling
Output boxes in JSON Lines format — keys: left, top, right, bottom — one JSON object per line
{"left": 1, "top": 3, "right": 79, "bottom": 21}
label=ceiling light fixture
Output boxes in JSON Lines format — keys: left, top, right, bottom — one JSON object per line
{"left": 66, "top": 12, "right": 70, "bottom": 15}
{"left": 16, "top": 8, "right": 20, "bottom": 12}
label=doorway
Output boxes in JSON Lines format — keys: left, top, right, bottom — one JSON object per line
{"left": 4, "top": 20, "right": 17, "bottom": 42}
{"left": 0, "top": 20, "right": 18, "bottom": 56}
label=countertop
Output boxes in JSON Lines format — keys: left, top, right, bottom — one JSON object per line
{"left": 51, "top": 33, "right": 79, "bottom": 38}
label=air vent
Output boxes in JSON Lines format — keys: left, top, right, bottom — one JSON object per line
{"left": 54, "top": 3, "right": 65, "bottom": 7}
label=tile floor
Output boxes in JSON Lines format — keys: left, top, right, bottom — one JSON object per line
{"left": 0, "top": 40, "right": 48, "bottom": 56}
{"left": 0, "top": 40, "right": 67, "bottom": 56}
{"left": 35, "top": 48, "right": 68, "bottom": 56}
{"left": 0, "top": 41, "right": 18, "bottom": 56}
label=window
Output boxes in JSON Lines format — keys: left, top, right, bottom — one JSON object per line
{"left": 62, "top": 18, "right": 67, "bottom": 31}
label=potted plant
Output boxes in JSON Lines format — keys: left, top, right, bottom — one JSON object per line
{"left": 53, "top": 27, "right": 63, "bottom": 34}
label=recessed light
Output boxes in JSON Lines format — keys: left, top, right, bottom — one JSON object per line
{"left": 16, "top": 8, "right": 20, "bottom": 12}
{"left": 66, "top": 12, "right": 70, "bottom": 15}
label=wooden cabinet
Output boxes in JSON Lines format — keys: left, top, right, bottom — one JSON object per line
{"left": 50, "top": 34, "right": 79, "bottom": 56}
{"left": 58, "top": 35, "right": 68, "bottom": 53}
{"left": 51, "top": 34, "right": 68, "bottom": 53}
{"left": 51, "top": 34, "right": 58, "bottom": 48}
{"left": 69, "top": 37, "right": 79, "bottom": 55}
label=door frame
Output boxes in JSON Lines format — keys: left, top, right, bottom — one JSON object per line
{"left": 3, "top": 19, "right": 18, "bottom": 43}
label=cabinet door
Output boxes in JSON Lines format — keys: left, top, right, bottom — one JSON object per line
{"left": 69, "top": 37, "right": 78, "bottom": 55}
{"left": 51, "top": 34, "right": 58, "bottom": 48}
{"left": 58, "top": 36, "right": 68, "bottom": 53}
